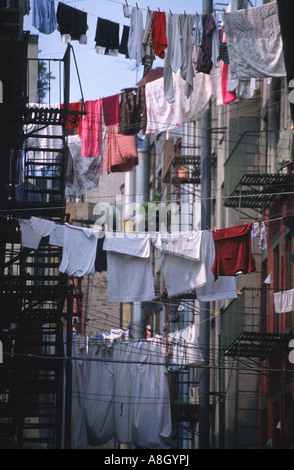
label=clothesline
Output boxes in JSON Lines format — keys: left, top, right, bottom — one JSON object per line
{"left": 3, "top": 197, "right": 294, "bottom": 224}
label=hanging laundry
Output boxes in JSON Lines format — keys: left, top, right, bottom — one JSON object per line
{"left": 56, "top": 2, "right": 88, "bottom": 44}
{"left": 66, "top": 135, "right": 101, "bottom": 198}
{"left": 32, "top": 0, "right": 57, "bottom": 35}
{"left": 153, "top": 230, "right": 202, "bottom": 261}
{"left": 61, "top": 102, "right": 83, "bottom": 132}
{"left": 119, "top": 86, "right": 147, "bottom": 136}
{"left": 103, "top": 232, "right": 155, "bottom": 303}
{"left": 132, "top": 338, "right": 172, "bottom": 449}
{"left": 155, "top": 237, "right": 207, "bottom": 298}
{"left": 102, "top": 94, "right": 120, "bottom": 126}
{"left": 211, "top": 223, "right": 256, "bottom": 281}
{"left": 179, "top": 14, "right": 196, "bottom": 99}
{"left": 142, "top": 10, "right": 155, "bottom": 77}
{"left": 94, "top": 17, "right": 120, "bottom": 56}
{"left": 222, "top": 2, "right": 286, "bottom": 80}
{"left": 211, "top": 13, "right": 220, "bottom": 68}
{"left": 81, "top": 100, "right": 103, "bottom": 158}
{"left": 251, "top": 221, "right": 260, "bottom": 240}
{"left": 119, "top": 25, "right": 130, "bottom": 58}
{"left": 219, "top": 26, "right": 229, "bottom": 65}
{"left": 167, "top": 323, "right": 204, "bottom": 370}
{"left": 95, "top": 236, "right": 107, "bottom": 272}
{"left": 146, "top": 69, "right": 212, "bottom": 135}
{"left": 49, "top": 223, "right": 64, "bottom": 247}
{"left": 58, "top": 223, "right": 98, "bottom": 276}
{"left": 122, "top": 3, "right": 131, "bottom": 18}
{"left": 153, "top": 11, "right": 168, "bottom": 59}
{"left": 274, "top": 288, "right": 294, "bottom": 313}
{"left": 264, "top": 274, "right": 271, "bottom": 285}
{"left": 9, "top": 150, "right": 25, "bottom": 186}
{"left": 216, "top": 59, "right": 237, "bottom": 106}
{"left": 71, "top": 336, "right": 88, "bottom": 449}
{"left": 20, "top": 217, "right": 56, "bottom": 250}
{"left": 196, "top": 230, "right": 238, "bottom": 302}
{"left": 164, "top": 13, "right": 182, "bottom": 103}
{"left": 113, "top": 341, "right": 137, "bottom": 445}
{"left": 83, "top": 342, "right": 115, "bottom": 446}
{"left": 195, "top": 14, "right": 216, "bottom": 75}
{"left": 127, "top": 6, "right": 144, "bottom": 66}
{"left": 259, "top": 222, "right": 267, "bottom": 251}
{"left": 193, "top": 14, "right": 203, "bottom": 48}
{"left": 105, "top": 123, "right": 138, "bottom": 173}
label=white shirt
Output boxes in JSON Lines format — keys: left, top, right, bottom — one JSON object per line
{"left": 58, "top": 223, "right": 98, "bottom": 276}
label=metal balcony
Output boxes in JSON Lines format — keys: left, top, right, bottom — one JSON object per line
{"left": 224, "top": 130, "right": 294, "bottom": 210}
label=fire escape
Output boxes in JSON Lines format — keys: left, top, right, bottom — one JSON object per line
{"left": 0, "top": 8, "right": 83, "bottom": 449}
{"left": 221, "top": 129, "right": 294, "bottom": 448}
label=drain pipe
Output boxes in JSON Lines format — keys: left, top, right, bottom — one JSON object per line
{"left": 132, "top": 135, "right": 150, "bottom": 340}
{"left": 199, "top": 0, "right": 213, "bottom": 450}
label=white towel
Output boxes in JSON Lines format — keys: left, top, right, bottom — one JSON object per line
{"left": 274, "top": 288, "right": 294, "bottom": 313}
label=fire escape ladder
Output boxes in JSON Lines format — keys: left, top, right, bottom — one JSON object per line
{"left": 223, "top": 130, "right": 294, "bottom": 210}
{"left": 0, "top": 44, "right": 82, "bottom": 448}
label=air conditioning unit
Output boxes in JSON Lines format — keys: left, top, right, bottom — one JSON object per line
{"left": 188, "top": 387, "right": 199, "bottom": 405}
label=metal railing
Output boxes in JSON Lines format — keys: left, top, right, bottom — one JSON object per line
{"left": 220, "top": 288, "right": 260, "bottom": 351}
{"left": 224, "top": 130, "right": 277, "bottom": 199}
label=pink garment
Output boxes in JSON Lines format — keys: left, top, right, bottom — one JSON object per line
{"left": 102, "top": 94, "right": 120, "bottom": 126}
{"left": 221, "top": 61, "right": 237, "bottom": 104}
{"left": 106, "top": 123, "right": 138, "bottom": 173}
{"left": 216, "top": 60, "right": 236, "bottom": 106}
{"left": 81, "top": 99, "right": 103, "bottom": 157}
{"left": 216, "top": 27, "right": 236, "bottom": 106}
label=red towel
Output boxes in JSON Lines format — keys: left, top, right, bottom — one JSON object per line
{"left": 102, "top": 94, "right": 120, "bottom": 126}
{"left": 153, "top": 11, "right": 167, "bottom": 59}
{"left": 81, "top": 99, "right": 103, "bottom": 157}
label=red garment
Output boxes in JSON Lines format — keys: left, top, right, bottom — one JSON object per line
{"left": 102, "top": 93, "right": 120, "bottom": 126}
{"left": 220, "top": 61, "right": 237, "bottom": 104}
{"left": 153, "top": 11, "right": 167, "bottom": 59}
{"left": 81, "top": 99, "right": 103, "bottom": 157}
{"left": 106, "top": 123, "right": 138, "bottom": 173}
{"left": 211, "top": 223, "right": 256, "bottom": 280}
{"left": 61, "top": 102, "right": 83, "bottom": 133}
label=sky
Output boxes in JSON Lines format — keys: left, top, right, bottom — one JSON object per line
{"left": 23, "top": 0, "right": 262, "bottom": 104}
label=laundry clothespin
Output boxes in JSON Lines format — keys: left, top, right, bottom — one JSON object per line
{"left": 125, "top": 0, "right": 128, "bottom": 6}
